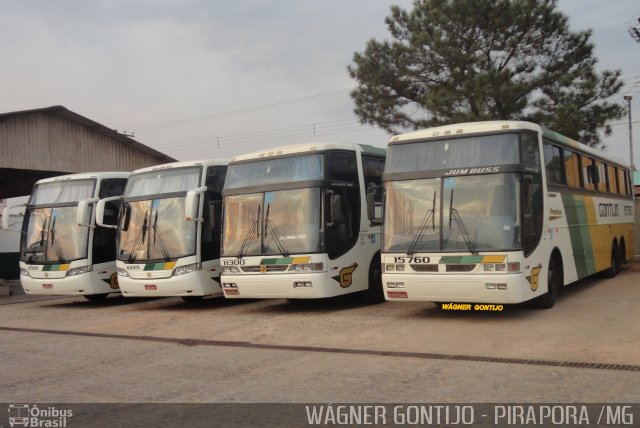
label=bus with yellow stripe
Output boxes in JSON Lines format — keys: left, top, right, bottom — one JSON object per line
{"left": 375, "top": 121, "right": 633, "bottom": 308}
{"left": 96, "top": 160, "right": 227, "bottom": 301}
{"left": 220, "top": 142, "right": 386, "bottom": 302}
{"left": 2, "top": 172, "right": 129, "bottom": 301}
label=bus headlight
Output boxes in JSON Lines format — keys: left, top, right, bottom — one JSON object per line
{"left": 222, "top": 266, "right": 241, "bottom": 273}
{"left": 173, "top": 263, "right": 201, "bottom": 276}
{"left": 386, "top": 264, "right": 405, "bottom": 272}
{"left": 118, "top": 268, "right": 129, "bottom": 277}
{"left": 67, "top": 266, "right": 92, "bottom": 276}
{"left": 290, "top": 263, "right": 323, "bottom": 272}
{"left": 20, "top": 268, "right": 30, "bottom": 277}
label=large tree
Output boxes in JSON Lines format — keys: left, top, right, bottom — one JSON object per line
{"left": 348, "top": 0, "right": 624, "bottom": 147}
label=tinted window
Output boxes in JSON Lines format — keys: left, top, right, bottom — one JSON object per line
{"left": 565, "top": 150, "right": 581, "bottom": 189}
{"left": 521, "top": 133, "right": 540, "bottom": 169}
{"left": 582, "top": 156, "right": 596, "bottom": 191}
{"left": 202, "top": 166, "right": 227, "bottom": 262}
{"left": 543, "top": 143, "right": 563, "bottom": 185}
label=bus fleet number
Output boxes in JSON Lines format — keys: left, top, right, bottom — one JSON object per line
{"left": 393, "top": 256, "right": 430, "bottom": 264}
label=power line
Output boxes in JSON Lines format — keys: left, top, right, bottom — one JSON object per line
{"left": 131, "top": 88, "right": 355, "bottom": 132}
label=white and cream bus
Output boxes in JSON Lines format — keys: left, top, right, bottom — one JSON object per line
{"left": 2, "top": 172, "right": 129, "bottom": 301}
{"left": 220, "top": 142, "right": 386, "bottom": 302}
{"left": 376, "top": 121, "right": 633, "bottom": 308}
{"left": 97, "top": 160, "right": 227, "bottom": 301}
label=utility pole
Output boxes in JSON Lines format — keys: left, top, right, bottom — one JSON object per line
{"left": 624, "top": 95, "right": 635, "bottom": 171}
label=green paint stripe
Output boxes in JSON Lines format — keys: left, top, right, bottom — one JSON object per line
{"left": 43, "top": 265, "right": 63, "bottom": 271}
{"left": 260, "top": 258, "right": 279, "bottom": 265}
{"left": 439, "top": 256, "right": 483, "bottom": 264}
{"left": 276, "top": 257, "right": 293, "bottom": 264}
{"left": 562, "top": 194, "right": 595, "bottom": 278}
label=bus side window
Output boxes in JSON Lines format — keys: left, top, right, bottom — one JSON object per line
{"left": 543, "top": 142, "right": 563, "bottom": 185}
{"left": 582, "top": 156, "right": 596, "bottom": 191}
{"left": 617, "top": 168, "right": 626, "bottom": 195}
{"left": 608, "top": 165, "right": 618, "bottom": 194}
{"left": 564, "top": 149, "right": 580, "bottom": 188}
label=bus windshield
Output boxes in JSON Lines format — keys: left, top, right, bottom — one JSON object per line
{"left": 21, "top": 206, "right": 89, "bottom": 263}
{"left": 223, "top": 188, "right": 322, "bottom": 257}
{"left": 384, "top": 174, "right": 521, "bottom": 253}
{"left": 125, "top": 167, "right": 201, "bottom": 198}
{"left": 118, "top": 197, "right": 197, "bottom": 262}
{"left": 225, "top": 154, "right": 323, "bottom": 190}
{"left": 29, "top": 179, "right": 95, "bottom": 205}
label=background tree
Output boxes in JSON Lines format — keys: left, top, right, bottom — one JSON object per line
{"left": 348, "top": 0, "right": 624, "bottom": 147}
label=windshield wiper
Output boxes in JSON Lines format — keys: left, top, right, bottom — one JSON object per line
{"left": 49, "top": 216, "right": 66, "bottom": 263}
{"left": 152, "top": 210, "right": 171, "bottom": 262}
{"left": 407, "top": 190, "right": 436, "bottom": 256}
{"left": 128, "top": 210, "right": 149, "bottom": 263}
{"left": 264, "top": 203, "right": 289, "bottom": 257}
{"left": 448, "top": 189, "right": 477, "bottom": 255}
{"left": 237, "top": 205, "right": 260, "bottom": 259}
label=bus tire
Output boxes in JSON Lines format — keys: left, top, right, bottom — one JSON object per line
{"left": 363, "top": 253, "right": 385, "bottom": 304}
{"left": 535, "top": 254, "right": 561, "bottom": 309}
{"left": 602, "top": 243, "right": 619, "bottom": 278}
{"left": 619, "top": 239, "right": 627, "bottom": 265}
{"left": 84, "top": 293, "right": 109, "bottom": 302}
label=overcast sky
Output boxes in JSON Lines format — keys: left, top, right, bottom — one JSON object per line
{"left": 1, "top": 0, "right": 639, "bottom": 166}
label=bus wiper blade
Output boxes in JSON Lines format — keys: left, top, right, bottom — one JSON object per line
{"left": 264, "top": 203, "right": 289, "bottom": 258}
{"left": 49, "top": 216, "right": 66, "bottom": 263}
{"left": 448, "top": 189, "right": 477, "bottom": 255}
{"left": 237, "top": 205, "right": 260, "bottom": 259}
{"left": 128, "top": 210, "right": 149, "bottom": 263}
{"left": 152, "top": 210, "right": 171, "bottom": 262}
{"left": 407, "top": 190, "right": 436, "bottom": 256}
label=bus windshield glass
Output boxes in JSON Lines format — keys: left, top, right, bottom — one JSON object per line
{"left": 21, "top": 207, "right": 89, "bottom": 263}
{"left": 225, "top": 154, "right": 323, "bottom": 190}
{"left": 386, "top": 133, "right": 519, "bottom": 174}
{"left": 29, "top": 179, "right": 95, "bottom": 205}
{"left": 125, "top": 167, "right": 201, "bottom": 198}
{"left": 118, "top": 197, "right": 197, "bottom": 262}
{"left": 223, "top": 188, "right": 322, "bottom": 256}
{"left": 384, "top": 174, "right": 521, "bottom": 252}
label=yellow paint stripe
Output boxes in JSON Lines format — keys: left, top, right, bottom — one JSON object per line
{"left": 164, "top": 261, "right": 177, "bottom": 270}
{"left": 481, "top": 255, "right": 506, "bottom": 263}
{"left": 59, "top": 264, "right": 70, "bottom": 271}
{"left": 291, "top": 256, "right": 311, "bottom": 264}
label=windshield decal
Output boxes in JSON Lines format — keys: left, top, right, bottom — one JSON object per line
{"left": 444, "top": 166, "right": 501, "bottom": 176}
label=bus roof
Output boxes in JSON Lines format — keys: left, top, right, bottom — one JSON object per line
{"left": 389, "top": 120, "right": 628, "bottom": 169}
{"left": 130, "top": 159, "right": 228, "bottom": 175}
{"left": 229, "top": 142, "right": 385, "bottom": 164}
{"left": 35, "top": 171, "right": 130, "bottom": 184}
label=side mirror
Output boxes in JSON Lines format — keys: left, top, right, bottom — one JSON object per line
{"left": 76, "top": 198, "right": 99, "bottom": 227}
{"left": 1, "top": 203, "right": 26, "bottom": 231}
{"left": 95, "top": 196, "right": 122, "bottom": 229}
{"left": 121, "top": 203, "right": 131, "bottom": 232}
{"left": 366, "top": 186, "right": 384, "bottom": 225}
{"left": 185, "top": 186, "right": 207, "bottom": 221}
{"left": 209, "top": 201, "right": 222, "bottom": 232}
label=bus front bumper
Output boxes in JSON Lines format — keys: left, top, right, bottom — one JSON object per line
{"left": 118, "top": 270, "right": 222, "bottom": 298}
{"left": 221, "top": 272, "right": 338, "bottom": 299}
{"left": 381, "top": 273, "right": 536, "bottom": 304}
{"left": 20, "top": 272, "right": 110, "bottom": 296}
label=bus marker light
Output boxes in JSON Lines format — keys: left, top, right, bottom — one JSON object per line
{"left": 486, "top": 283, "right": 496, "bottom": 289}
{"left": 293, "top": 281, "right": 313, "bottom": 288}
{"left": 222, "top": 283, "right": 237, "bottom": 288}
{"left": 387, "top": 282, "right": 396, "bottom": 288}
{"left": 386, "top": 264, "right": 395, "bottom": 272}
{"left": 495, "top": 264, "right": 507, "bottom": 271}
{"left": 497, "top": 283, "right": 508, "bottom": 290}
{"left": 145, "top": 284, "right": 157, "bottom": 290}
{"left": 484, "top": 264, "right": 495, "bottom": 271}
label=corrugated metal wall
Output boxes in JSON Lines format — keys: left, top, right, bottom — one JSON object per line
{"left": 0, "top": 112, "right": 168, "bottom": 172}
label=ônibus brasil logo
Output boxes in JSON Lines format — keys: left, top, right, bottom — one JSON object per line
{"left": 7, "top": 404, "right": 73, "bottom": 427}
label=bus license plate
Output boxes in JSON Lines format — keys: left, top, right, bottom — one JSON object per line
{"left": 387, "top": 291, "right": 408, "bottom": 298}
{"left": 224, "top": 289, "right": 240, "bottom": 296}
{"left": 42, "top": 284, "right": 53, "bottom": 289}
{"left": 145, "top": 284, "right": 157, "bottom": 290}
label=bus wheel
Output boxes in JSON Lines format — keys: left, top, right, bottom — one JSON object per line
{"left": 84, "top": 294, "right": 109, "bottom": 303}
{"left": 602, "top": 244, "right": 620, "bottom": 278}
{"left": 619, "top": 240, "right": 627, "bottom": 266}
{"left": 362, "top": 254, "right": 385, "bottom": 304}
{"left": 535, "top": 256, "right": 561, "bottom": 309}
